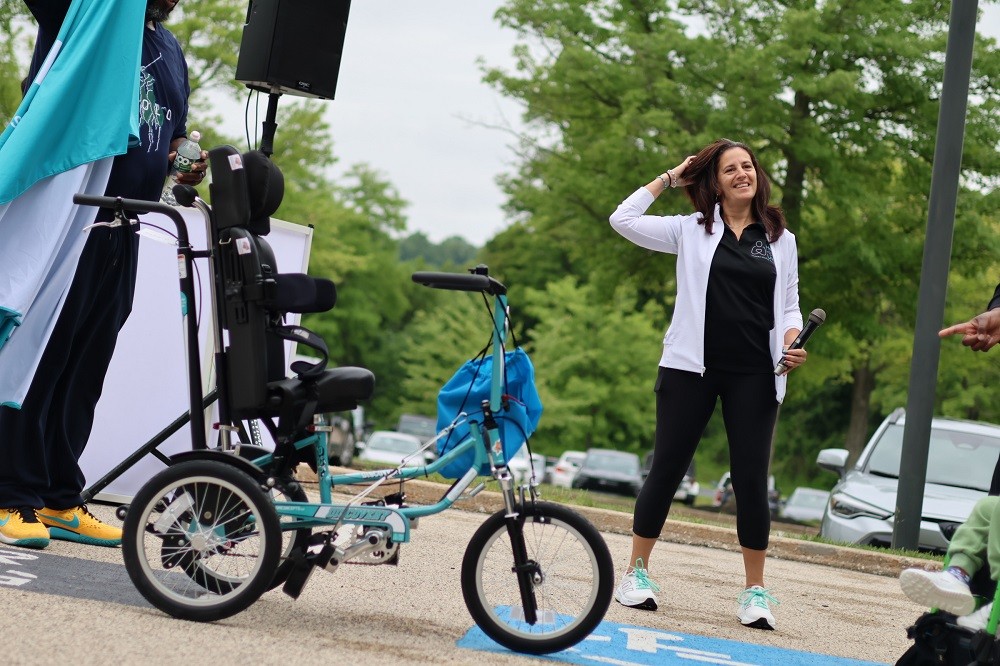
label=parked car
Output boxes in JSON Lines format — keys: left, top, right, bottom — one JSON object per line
{"left": 572, "top": 449, "right": 644, "bottom": 497}
{"left": 642, "top": 452, "right": 699, "bottom": 506}
{"left": 396, "top": 413, "right": 437, "bottom": 444}
{"left": 358, "top": 430, "right": 432, "bottom": 467}
{"left": 778, "top": 487, "right": 830, "bottom": 524}
{"left": 675, "top": 462, "right": 700, "bottom": 506}
{"left": 543, "top": 456, "right": 558, "bottom": 484}
{"left": 506, "top": 444, "right": 547, "bottom": 485}
{"left": 711, "top": 471, "right": 731, "bottom": 508}
{"left": 550, "top": 450, "right": 587, "bottom": 489}
{"left": 713, "top": 471, "right": 781, "bottom": 518}
{"left": 315, "top": 412, "right": 356, "bottom": 466}
{"left": 395, "top": 413, "right": 439, "bottom": 461}
{"left": 816, "top": 408, "right": 1000, "bottom": 553}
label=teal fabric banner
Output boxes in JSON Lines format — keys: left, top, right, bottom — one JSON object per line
{"left": 0, "top": 0, "right": 143, "bottom": 204}
{"left": 0, "top": 0, "right": 144, "bottom": 406}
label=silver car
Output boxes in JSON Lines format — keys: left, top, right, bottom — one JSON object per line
{"left": 572, "top": 449, "right": 644, "bottom": 497}
{"left": 778, "top": 487, "right": 829, "bottom": 524}
{"left": 816, "top": 408, "right": 1000, "bottom": 553}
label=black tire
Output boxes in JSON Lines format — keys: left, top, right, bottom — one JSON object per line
{"left": 122, "top": 460, "right": 281, "bottom": 622}
{"left": 461, "top": 501, "right": 613, "bottom": 654}
{"left": 229, "top": 444, "right": 312, "bottom": 591}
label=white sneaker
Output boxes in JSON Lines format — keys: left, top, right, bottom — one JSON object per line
{"left": 957, "top": 603, "right": 993, "bottom": 632}
{"left": 614, "top": 559, "right": 660, "bottom": 610}
{"left": 899, "top": 568, "right": 975, "bottom": 616}
{"left": 737, "top": 586, "right": 777, "bottom": 630}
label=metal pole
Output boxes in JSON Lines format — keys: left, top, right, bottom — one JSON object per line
{"left": 893, "top": 0, "right": 978, "bottom": 550}
{"left": 260, "top": 92, "right": 281, "bottom": 158}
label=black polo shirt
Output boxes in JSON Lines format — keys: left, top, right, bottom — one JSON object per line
{"left": 704, "top": 222, "right": 776, "bottom": 373}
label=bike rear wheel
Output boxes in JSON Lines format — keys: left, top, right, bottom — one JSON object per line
{"left": 461, "top": 501, "right": 613, "bottom": 654}
{"left": 122, "top": 459, "right": 281, "bottom": 622}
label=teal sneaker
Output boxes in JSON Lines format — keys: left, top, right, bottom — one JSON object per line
{"left": 0, "top": 506, "right": 50, "bottom": 549}
{"left": 37, "top": 505, "right": 122, "bottom": 547}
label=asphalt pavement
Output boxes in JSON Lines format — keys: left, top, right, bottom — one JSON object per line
{"left": 0, "top": 478, "right": 939, "bottom": 666}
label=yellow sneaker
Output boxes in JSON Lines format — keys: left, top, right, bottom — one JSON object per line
{"left": 0, "top": 506, "right": 50, "bottom": 549}
{"left": 37, "top": 505, "right": 122, "bottom": 547}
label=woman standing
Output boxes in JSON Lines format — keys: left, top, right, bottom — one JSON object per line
{"left": 608, "top": 138, "right": 807, "bottom": 630}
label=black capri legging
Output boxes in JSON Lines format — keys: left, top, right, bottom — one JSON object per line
{"left": 633, "top": 366, "right": 779, "bottom": 551}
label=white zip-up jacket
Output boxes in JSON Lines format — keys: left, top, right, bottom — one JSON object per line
{"left": 610, "top": 187, "right": 803, "bottom": 403}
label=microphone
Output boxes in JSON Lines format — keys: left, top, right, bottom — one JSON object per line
{"left": 775, "top": 308, "right": 826, "bottom": 376}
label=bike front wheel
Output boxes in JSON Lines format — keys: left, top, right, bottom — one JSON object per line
{"left": 122, "top": 459, "right": 282, "bottom": 622}
{"left": 461, "top": 501, "right": 614, "bottom": 654}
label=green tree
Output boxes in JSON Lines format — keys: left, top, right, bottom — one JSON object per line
{"left": 292, "top": 161, "right": 417, "bottom": 426}
{"left": 399, "top": 232, "right": 480, "bottom": 269}
{"left": 0, "top": 5, "right": 34, "bottom": 125}
{"left": 522, "top": 278, "right": 663, "bottom": 455}
{"left": 395, "top": 291, "right": 495, "bottom": 427}
{"left": 166, "top": 1, "right": 247, "bottom": 101}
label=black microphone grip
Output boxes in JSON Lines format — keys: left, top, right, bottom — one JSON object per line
{"left": 775, "top": 308, "right": 826, "bottom": 376}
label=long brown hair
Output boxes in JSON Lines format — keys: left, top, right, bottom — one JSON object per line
{"left": 682, "top": 138, "right": 786, "bottom": 242}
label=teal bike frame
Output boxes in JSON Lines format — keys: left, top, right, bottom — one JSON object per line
{"left": 247, "top": 286, "right": 516, "bottom": 546}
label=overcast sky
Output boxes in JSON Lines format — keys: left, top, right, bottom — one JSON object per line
{"left": 246, "top": 2, "right": 1000, "bottom": 247}
{"left": 319, "top": 2, "right": 522, "bottom": 247}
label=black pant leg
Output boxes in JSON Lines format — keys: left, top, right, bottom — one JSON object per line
{"left": 718, "top": 370, "right": 779, "bottom": 551}
{"left": 632, "top": 367, "right": 718, "bottom": 538}
{"left": 43, "top": 226, "right": 140, "bottom": 508}
{"left": 0, "top": 226, "right": 138, "bottom": 509}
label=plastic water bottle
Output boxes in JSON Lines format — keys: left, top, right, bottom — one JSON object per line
{"left": 161, "top": 130, "right": 202, "bottom": 205}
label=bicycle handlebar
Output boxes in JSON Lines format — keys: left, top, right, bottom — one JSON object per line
{"left": 73, "top": 194, "right": 190, "bottom": 244}
{"left": 411, "top": 271, "right": 507, "bottom": 295}
{"left": 73, "top": 193, "right": 183, "bottom": 218}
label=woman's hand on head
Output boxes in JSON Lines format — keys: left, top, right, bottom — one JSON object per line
{"left": 672, "top": 155, "right": 696, "bottom": 186}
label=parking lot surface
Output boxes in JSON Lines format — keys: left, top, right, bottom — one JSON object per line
{"left": 0, "top": 487, "right": 932, "bottom": 665}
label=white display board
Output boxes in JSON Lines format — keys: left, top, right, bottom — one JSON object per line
{"left": 78, "top": 208, "right": 313, "bottom": 502}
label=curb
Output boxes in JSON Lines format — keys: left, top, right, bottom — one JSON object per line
{"left": 301, "top": 466, "right": 939, "bottom": 579}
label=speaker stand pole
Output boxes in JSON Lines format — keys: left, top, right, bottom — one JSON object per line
{"left": 260, "top": 91, "right": 282, "bottom": 158}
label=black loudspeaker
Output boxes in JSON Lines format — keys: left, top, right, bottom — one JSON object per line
{"left": 235, "top": 0, "right": 352, "bottom": 100}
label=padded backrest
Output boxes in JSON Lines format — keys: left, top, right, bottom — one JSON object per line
{"left": 209, "top": 146, "right": 335, "bottom": 421}
{"left": 218, "top": 227, "right": 286, "bottom": 417}
{"left": 208, "top": 146, "right": 284, "bottom": 236}
{"left": 243, "top": 150, "right": 284, "bottom": 236}
{"left": 208, "top": 146, "right": 251, "bottom": 231}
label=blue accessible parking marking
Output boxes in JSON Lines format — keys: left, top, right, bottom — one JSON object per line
{"left": 458, "top": 615, "right": 889, "bottom": 665}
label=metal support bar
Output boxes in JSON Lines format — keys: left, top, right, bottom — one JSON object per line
{"left": 82, "top": 389, "right": 218, "bottom": 502}
{"left": 893, "top": 0, "right": 978, "bottom": 550}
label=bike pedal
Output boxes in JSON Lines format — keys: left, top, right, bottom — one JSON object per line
{"left": 383, "top": 491, "right": 406, "bottom": 506}
{"left": 281, "top": 553, "right": 315, "bottom": 599}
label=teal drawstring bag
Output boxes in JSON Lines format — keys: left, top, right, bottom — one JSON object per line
{"left": 435, "top": 348, "right": 543, "bottom": 479}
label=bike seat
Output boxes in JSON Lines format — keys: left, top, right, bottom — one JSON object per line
{"left": 265, "top": 365, "right": 375, "bottom": 416}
